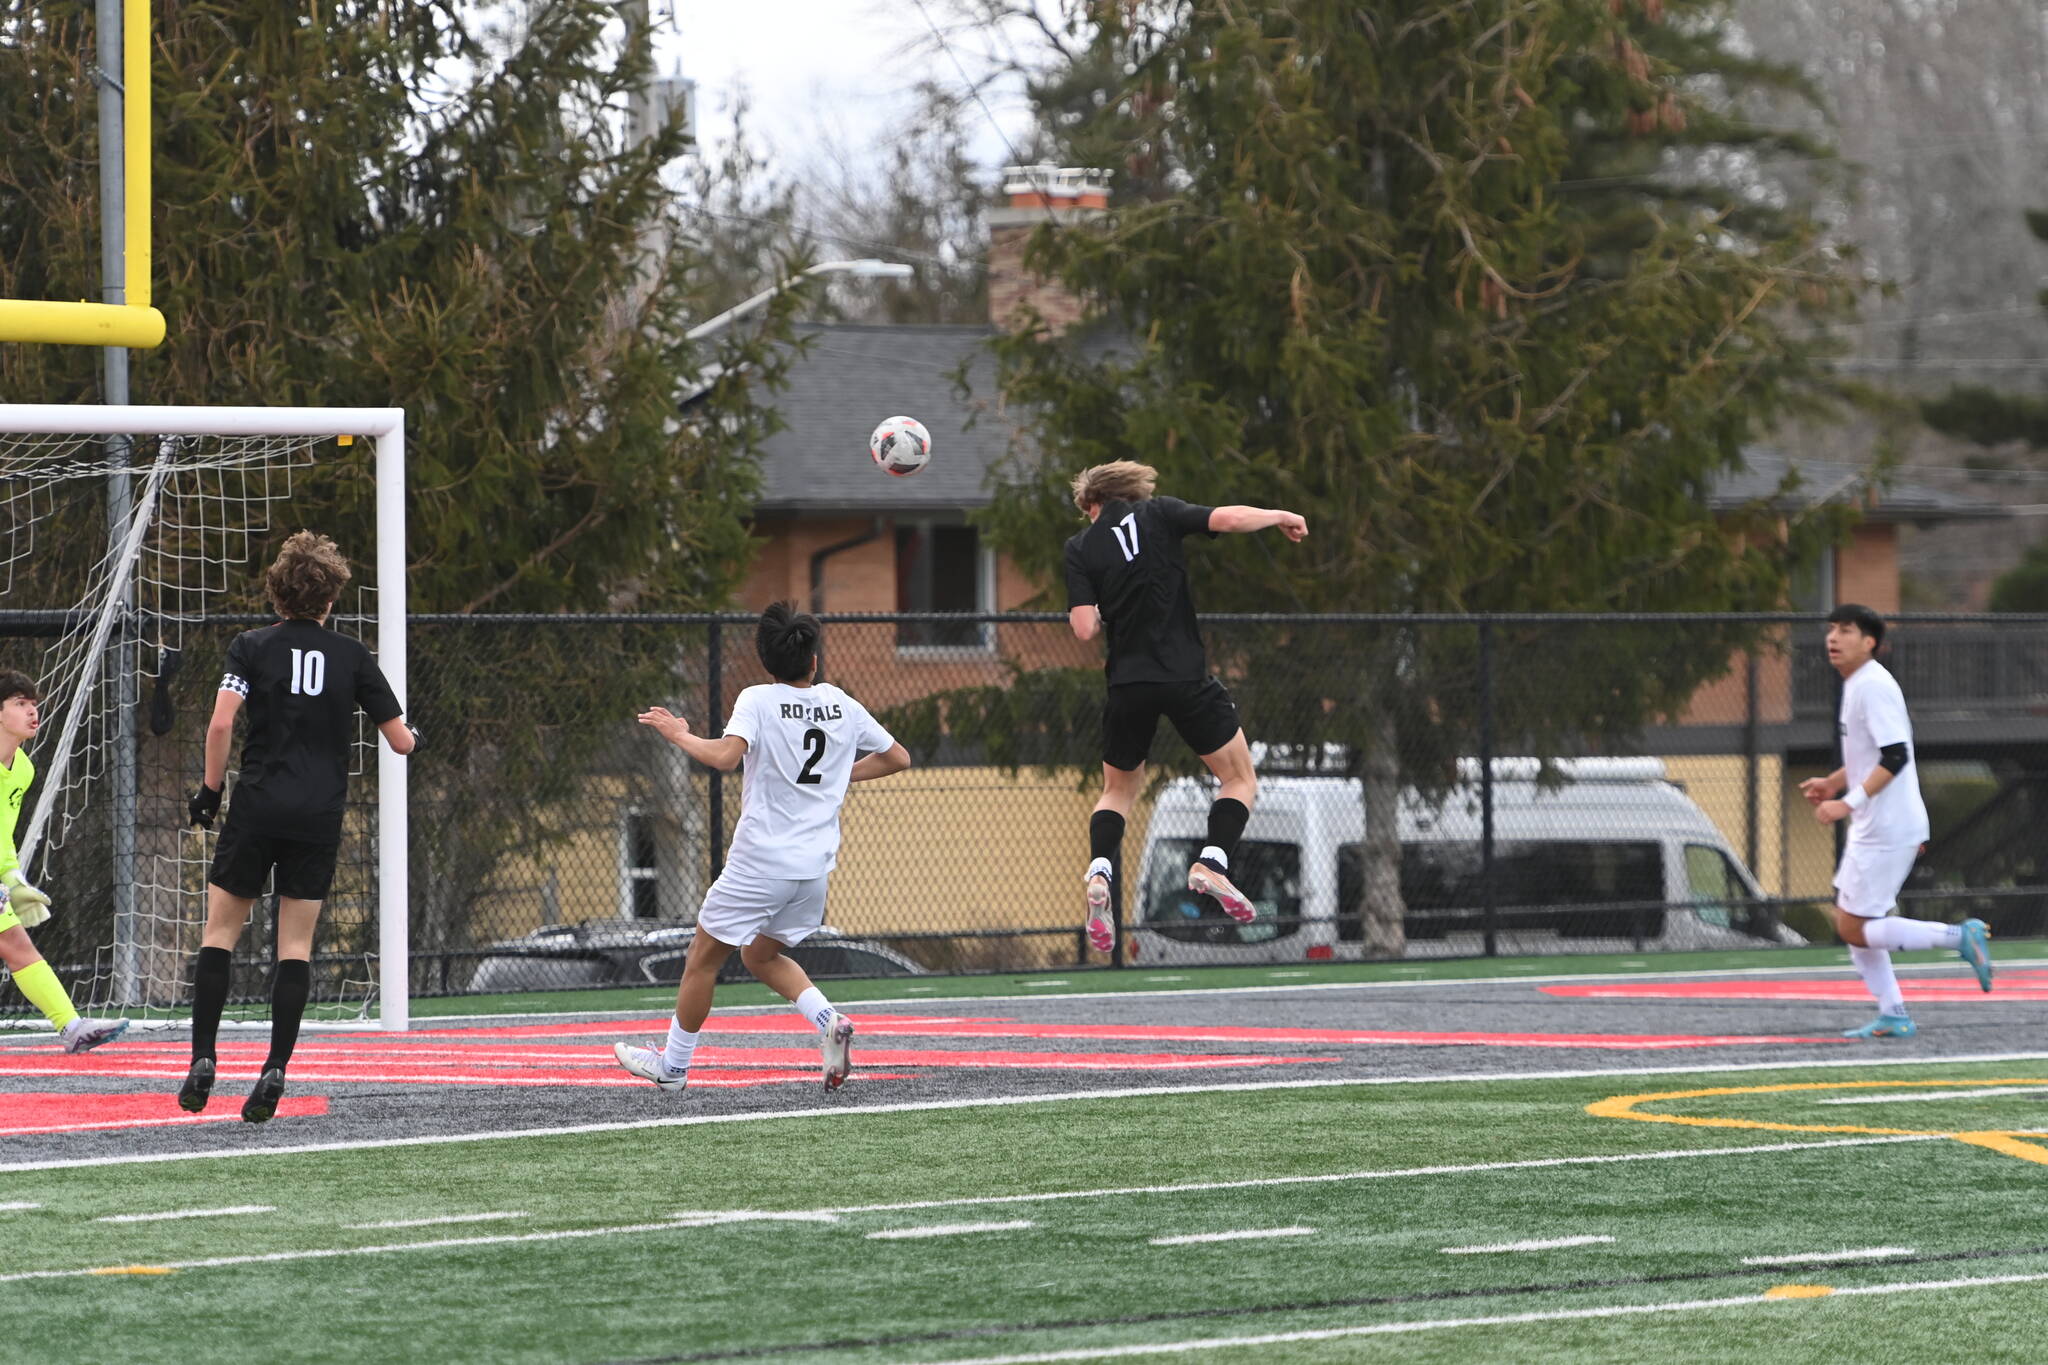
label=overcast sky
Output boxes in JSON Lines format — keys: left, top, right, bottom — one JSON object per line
{"left": 657, "top": 0, "right": 1048, "bottom": 178}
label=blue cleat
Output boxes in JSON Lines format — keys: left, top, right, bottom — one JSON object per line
{"left": 1844, "top": 1013, "right": 1917, "bottom": 1040}
{"left": 1958, "top": 918, "right": 1993, "bottom": 993}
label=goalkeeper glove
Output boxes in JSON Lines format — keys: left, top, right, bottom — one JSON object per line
{"left": 188, "top": 783, "right": 223, "bottom": 830}
{"left": 404, "top": 722, "right": 422, "bottom": 753}
{"left": 2, "top": 870, "right": 51, "bottom": 929}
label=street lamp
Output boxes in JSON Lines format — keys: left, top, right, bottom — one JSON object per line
{"left": 684, "top": 258, "right": 915, "bottom": 342}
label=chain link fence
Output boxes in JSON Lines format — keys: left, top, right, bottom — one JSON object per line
{"left": 12, "top": 611, "right": 2048, "bottom": 1008}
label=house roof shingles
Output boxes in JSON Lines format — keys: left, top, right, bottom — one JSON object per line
{"left": 750, "top": 326, "right": 2011, "bottom": 526}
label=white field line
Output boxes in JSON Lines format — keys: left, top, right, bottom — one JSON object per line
{"left": 1742, "top": 1247, "right": 1915, "bottom": 1265}
{"left": 1, "top": 955, "right": 2040, "bottom": 1038}
{"left": 1150, "top": 1227, "right": 1315, "bottom": 1246}
{"left": 374, "top": 955, "right": 2048, "bottom": 1024}
{"left": 1820, "top": 1086, "right": 2048, "bottom": 1106}
{"left": 914, "top": 1269, "right": 2048, "bottom": 1365}
{"left": 14, "top": 1053, "right": 2048, "bottom": 1175}
{"left": 1022, "top": 981, "right": 1070, "bottom": 989}
{"left": 668, "top": 1211, "right": 841, "bottom": 1225}
{"left": 0, "top": 1219, "right": 693, "bottom": 1283}
{"left": 865, "top": 1221, "right": 1035, "bottom": 1240}
{"left": 0, "top": 1202, "right": 39, "bottom": 1211}
{"left": 810, "top": 1135, "right": 1945, "bottom": 1219}
{"left": 97, "top": 1205, "right": 274, "bottom": 1224}
{"left": 1441, "top": 1235, "right": 1615, "bottom": 1254}
{"left": 345, "top": 1212, "right": 529, "bottom": 1230}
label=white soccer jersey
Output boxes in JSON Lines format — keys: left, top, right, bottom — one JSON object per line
{"left": 719, "top": 682, "right": 896, "bottom": 881}
{"left": 1839, "top": 659, "right": 1929, "bottom": 848}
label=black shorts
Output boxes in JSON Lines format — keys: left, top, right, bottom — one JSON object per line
{"left": 208, "top": 820, "right": 341, "bottom": 901}
{"left": 1101, "top": 677, "right": 1242, "bottom": 771}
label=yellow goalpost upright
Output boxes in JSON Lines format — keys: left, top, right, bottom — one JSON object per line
{"left": 0, "top": 0, "right": 163, "bottom": 348}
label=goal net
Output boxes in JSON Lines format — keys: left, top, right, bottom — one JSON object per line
{"left": 0, "top": 405, "right": 409, "bottom": 1030}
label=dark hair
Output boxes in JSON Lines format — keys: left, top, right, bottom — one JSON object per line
{"left": 0, "top": 670, "right": 39, "bottom": 706}
{"left": 756, "top": 600, "right": 820, "bottom": 683}
{"left": 266, "top": 530, "right": 352, "bottom": 620}
{"left": 1826, "top": 602, "right": 1886, "bottom": 646}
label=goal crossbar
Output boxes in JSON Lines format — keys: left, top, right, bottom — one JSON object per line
{"left": 0, "top": 404, "right": 410, "bottom": 1030}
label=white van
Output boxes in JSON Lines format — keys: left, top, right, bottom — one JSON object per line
{"left": 1131, "top": 757, "right": 1798, "bottom": 964}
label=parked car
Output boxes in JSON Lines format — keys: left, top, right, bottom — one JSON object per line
{"left": 467, "top": 921, "right": 928, "bottom": 994}
{"left": 1134, "top": 756, "right": 1800, "bottom": 963}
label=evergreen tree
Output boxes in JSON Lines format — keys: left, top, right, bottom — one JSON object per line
{"left": 955, "top": 0, "right": 1864, "bottom": 954}
{"left": 1, "top": 0, "right": 805, "bottom": 614}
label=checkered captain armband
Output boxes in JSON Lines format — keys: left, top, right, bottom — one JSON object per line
{"left": 221, "top": 673, "right": 250, "bottom": 697}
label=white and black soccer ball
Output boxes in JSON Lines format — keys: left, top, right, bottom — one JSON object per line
{"left": 869, "top": 415, "right": 932, "bottom": 478}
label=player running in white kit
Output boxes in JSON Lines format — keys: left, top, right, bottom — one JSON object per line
{"left": 613, "top": 602, "right": 910, "bottom": 1092}
{"left": 1802, "top": 604, "right": 1991, "bottom": 1039}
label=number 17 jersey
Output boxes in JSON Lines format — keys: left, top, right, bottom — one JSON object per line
{"left": 720, "top": 681, "right": 896, "bottom": 880}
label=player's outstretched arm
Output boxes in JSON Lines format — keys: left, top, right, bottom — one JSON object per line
{"left": 378, "top": 717, "right": 419, "bottom": 755}
{"left": 638, "top": 706, "right": 747, "bottom": 771}
{"left": 849, "top": 742, "right": 912, "bottom": 784}
{"left": 1208, "top": 506, "right": 1308, "bottom": 541}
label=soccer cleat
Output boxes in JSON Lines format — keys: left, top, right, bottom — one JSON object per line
{"left": 1843, "top": 1013, "right": 1917, "bottom": 1040}
{"left": 241, "top": 1067, "right": 287, "bottom": 1123}
{"left": 612, "top": 1041, "right": 687, "bottom": 1092}
{"left": 1084, "top": 871, "right": 1115, "bottom": 953}
{"left": 1958, "top": 918, "right": 1994, "bottom": 993}
{"left": 177, "top": 1057, "right": 217, "bottom": 1113}
{"left": 60, "top": 1017, "right": 129, "bottom": 1054}
{"left": 1188, "top": 860, "right": 1256, "bottom": 925}
{"left": 822, "top": 1012, "right": 856, "bottom": 1091}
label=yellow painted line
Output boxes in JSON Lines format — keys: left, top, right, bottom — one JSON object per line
{"left": 89, "top": 1266, "right": 175, "bottom": 1276}
{"left": 1588, "top": 1078, "right": 2048, "bottom": 1166}
{"left": 1764, "top": 1284, "right": 1834, "bottom": 1300}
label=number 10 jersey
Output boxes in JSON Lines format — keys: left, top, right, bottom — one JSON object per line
{"left": 720, "top": 681, "right": 896, "bottom": 880}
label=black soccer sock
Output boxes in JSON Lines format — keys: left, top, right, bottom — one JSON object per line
{"left": 191, "top": 946, "right": 233, "bottom": 1063}
{"left": 1202, "top": 797, "right": 1250, "bottom": 870}
{"left": 1089, "top": 809, "right": 1126, "bottom": 870}
{"left": 263, "top": 958, "right": 312, "bottom": 1073}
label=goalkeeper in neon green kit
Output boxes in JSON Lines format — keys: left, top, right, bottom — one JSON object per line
{"left": 0, "top": 670, "right": 128, "bottom": 1051}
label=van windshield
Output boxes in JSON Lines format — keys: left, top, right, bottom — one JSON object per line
{"left": 1141, "top": 839, "right": 1302, "bottom": 944}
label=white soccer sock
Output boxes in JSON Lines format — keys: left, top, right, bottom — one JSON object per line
{"left": 1086, "top": 856, "right": 1112, "bottom": 883}
{"left": 1199, "top": 845, "right": 1228, "bottom": 870}
{"left": 794, "top": 986, "right": 836, "bottom": 1034}
{"left": 1848, "top": 945, "right": 1907, "bottom": 1017}
{"left": 1860, "top": 916, "right": 1963, "bottom": 953}
{"left": 662, "top": 1020, "right": 699, "bottom": 1076}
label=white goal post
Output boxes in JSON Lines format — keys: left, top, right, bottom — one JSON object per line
{"left": 0, "top": 404, "right": 410, "bottom": 1031}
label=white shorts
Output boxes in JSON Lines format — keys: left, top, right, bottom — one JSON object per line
{"left": 1833, "top": 842, "right": 1921, "bottom": 919}
{"left": 695, "top": 870, "right": 829, "bottom": 948}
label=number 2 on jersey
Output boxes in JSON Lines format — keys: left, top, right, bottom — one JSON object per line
{"left": 1110, "top": 511, "right": 1140, "bottom": 562}
{"left": 796, "top": 727, "right": 827, "bottom": 784}
{"left": 288, "top": 647, "right": 326, "bottom": 696}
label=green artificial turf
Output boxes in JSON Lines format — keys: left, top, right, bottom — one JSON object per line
{"left": 11, "top": 1058, "right": 2048, "bottom": 1363}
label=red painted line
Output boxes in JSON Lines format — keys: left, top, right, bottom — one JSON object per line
{"left": 414, "top": 1016, "right": 1839, "bottom": 1049}
{"left": 0, "top": 1065, "right": 910, "bottom": 1089}
{"left": 1544, "top": 972, "right": 2048, "bottom": 1003}
{"left": 0, "top": 1093, "right": 328, "bottom": 1135}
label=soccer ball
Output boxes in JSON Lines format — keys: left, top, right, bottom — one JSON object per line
{"left": 869, "top": 415, "right": 932, "bottom": 478}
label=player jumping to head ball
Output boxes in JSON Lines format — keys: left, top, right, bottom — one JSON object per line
{"left": 1063, "top": 460, "right": 1308, "bottom": 956}
{"left": 0, "top": 670, "right": 129, "bottom": 1053}
{"left": 182, "top": 532, "right": 418, "bottom": 1121}
{"left": 614, "top": 602, "right": 911, "bottom": 1093}
{"left": 1802, "top": 604, "right": 1992, "bottom": 1038}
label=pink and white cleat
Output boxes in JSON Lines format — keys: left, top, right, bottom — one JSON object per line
{"left": 1188, "top": 861, "right": 1256, "bottom": 925}
{"left": 1084, "top": 863, "right": 1115, "bottom": 953}
{"left": 822, "top": 1013, "right": 855, "bottom": 1091}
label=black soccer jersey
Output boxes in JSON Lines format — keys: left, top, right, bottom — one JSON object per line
{"left": 1063, "top": 495, "right": 1218, "bottom": 686}
{"left": 218, "top": 619, "right": 403, "bottom": 841}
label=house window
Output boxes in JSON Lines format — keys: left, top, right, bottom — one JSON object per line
{"left": 1791, "top": 548, "right": 1835, "bottom": 613}
{"left": 619, "top": 808, "right": 660, "bottom": 920}
{"left": 895, "top": 522, "right": 993, "bottom": 650}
